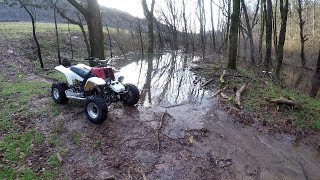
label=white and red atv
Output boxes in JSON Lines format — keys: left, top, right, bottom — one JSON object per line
{"left": 51, "top": 58, "right": 140, "bottom": 124}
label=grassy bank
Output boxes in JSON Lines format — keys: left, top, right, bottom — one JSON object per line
{"left": 193, "top": 56, "right": 320, "bottom": 131}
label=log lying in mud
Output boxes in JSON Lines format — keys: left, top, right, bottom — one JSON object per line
{"left": 236, "top": 83, "right": 246, "bottom": 107}
{"left": 265, "top": 97, "right": 303, "bottom": 109}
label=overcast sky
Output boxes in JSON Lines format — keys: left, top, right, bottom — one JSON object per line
{"left": 98, "top": 0, "right": 144, "bottom": 18}
{"left": 97, "top": 0, "right": 224, "bottom": 31}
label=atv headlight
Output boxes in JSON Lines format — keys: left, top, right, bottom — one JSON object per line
{"left": 106, "top": 78, "right": 111, "bottom": 85}
{"left": 118, "top": 76, "right": 124, "bottom": 83}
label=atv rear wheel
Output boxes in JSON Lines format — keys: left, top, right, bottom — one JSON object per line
{"left": 122, "top": 84, "right": 140, "bottom": 106}
{"left": 85, "top": 96, "right": 108, "bottom": 124}
{"left": 51, "top": 83, "right": 69, "bottom": 104}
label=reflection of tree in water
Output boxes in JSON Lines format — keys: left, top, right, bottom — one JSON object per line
{"left": 140, "top": 55, "right": 153, "bottom": 104}
{"left": 128, "top": 52, "right": 206, "bottom": 106}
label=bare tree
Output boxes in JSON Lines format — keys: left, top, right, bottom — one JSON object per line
{"left": 297, "top": 0, "right": 307, "bottom": 68}
{"left": 142, "top": 0, "right": 156, "bottom": 54}
{"left": 227, "top": 0, "right": 241, "bottom": 69}
{"left": 105, "top": 24, "right": 113, "bottom": 58}
{"left": 210, "top": 0, "right": 216, "bottom": 51}
{"left": 310, "top": 49, "right": 320, "bottom": 98}
{"left": 264, "top": 0, "right": 273, "bottom": 71}
{"left": 67, "top": 22, "right": 74, "bottom": 59}
{"left": 241, "top": 0, "right": 259, "bottom": 65}
{"left": 198, "top": 0, "right": 206, "bottom": 58}
{"left": 56, "top": 7, "right": 90, "bottom": 57}
{"left": 137, "top": 19, "right": 144, "bottom": 55}
{"left": 160, "top": 0, "right": 180, "bottom": 50}
{"left": 258, "top": 0, "right": 265, "bottom": 64}
{"left": 53, "top": 0, "right": 61, "bottom": 64}
{"left": 17, "top": 0, "right": 44, "bottom": 68}
{"left": 275, "top": 0, "right": 289, "bottom": 78}
{"left": 182, "top": 0, "right": 189, "bottom": 52}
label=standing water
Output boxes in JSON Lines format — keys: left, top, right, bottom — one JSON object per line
{"left": 107, "top": 52, "right": 320, "bottom": 179}
{"left": 110, "top": 52, "right": 210, "bottom": 107}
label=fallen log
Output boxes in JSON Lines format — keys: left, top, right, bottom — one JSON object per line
{"left": 211, "top": 85, "right": 229, "bottom": 97}
{"left": 265, "top": 97, "right": 303, "bottom": 109}
{"left": 236, "top": 83, "right": 247, "bottom": 107}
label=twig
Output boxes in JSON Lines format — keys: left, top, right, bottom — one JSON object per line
{"left": 157, "top": 110, "right": 167, "bottom": 151}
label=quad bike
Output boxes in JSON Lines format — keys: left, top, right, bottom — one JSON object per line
{"left": 51, "top": 58, "right": 140, "bottom": 124}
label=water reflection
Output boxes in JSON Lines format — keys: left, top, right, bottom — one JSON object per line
{"left": 110, "top": 52, "right": 209, "bottom": 107}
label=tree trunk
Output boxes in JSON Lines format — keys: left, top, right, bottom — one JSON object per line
{"left": 137, "top": 19, "right": 144, "bottom": 55}
{"left": 67, "top": 0, "right": 105, "bottom": 62}
{"left": 53, "top": 1, "right": 61, "bottom": 64}
{"left": 265, "top": 0, "right": 273, "bottom": 72}
{"left": 241, "top": 0, "right": 255, "bottom": 65}
{"left": 155, "top": 20, "right": 163, "bottom": 51}
{"left": 273, "top": 0, "right": 278, "bottom": 53}
{"left": 17, "top": 0, "right": 43, "bottom": 68}
{"left": 210, "top": 0, "right": 216, "bottom": 51}
{"left": 226, "top": 0, "right": 231, "bottom": 50}
{"left": 297, "top": 0, "right": 307, "bottom": 69}
{"left": 275, "top": 0, "right": 289, "bottom": 78}
{"left": 142, "top": 0, "right": 155, "bottom": 54}
{"left": 106, "top": 25, "right": 113, "bottom": 58}
{"left": 227, "top": 0, "right": 240, "bottom": 69}
{"left": 182, "top": 0, "right": 189, "bottom": 52}
{"left": 86, "top": 0, "right": 104, "bottom": 60}
{"left": 198, "top": 0, "right": 206, "bottom": 58}
{"left": 67, "top": 22, "right": 74, "bottom": 59}
{"left": 310, "top": 50, "right": 320, "bottom": 98}
{"left": 258, "top": 0, "right": 265, "bottom": 64}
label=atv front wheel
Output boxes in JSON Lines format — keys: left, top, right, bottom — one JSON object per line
{"left": 85, "top": 96, "right": 108, "bottom": 124}
{"left": 122, "top": 84, "right": 140, "bottom": 106}
{"left": 52, "top": 83, "right": 69, "bottom": 104}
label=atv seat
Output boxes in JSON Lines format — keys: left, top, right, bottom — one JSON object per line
{"left": 70, "top": 66, "right": 91, "bottom": 79}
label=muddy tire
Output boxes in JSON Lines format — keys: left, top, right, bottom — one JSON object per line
{"left": 51, "top": 83, "right": 69, "bottom": 104}
{"left": 85, "top": 96, "right": 108, "bottom": 124}
{"left": 122, "top": 84, "right": 140, "bottom": 106}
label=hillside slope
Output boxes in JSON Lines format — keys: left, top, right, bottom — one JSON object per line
{"left": 0, "top": 3, "right": 146, "bottom": 30}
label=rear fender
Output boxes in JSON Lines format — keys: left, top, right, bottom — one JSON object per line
{"left": 84, "top": 77, "right": 106, "bottom": 91}
{"left": 55, "top": 65, "right": 83, "bottom": 85}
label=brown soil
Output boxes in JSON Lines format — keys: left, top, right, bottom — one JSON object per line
{"left": 1, "top": 37, "right": 320, "bottom": 179}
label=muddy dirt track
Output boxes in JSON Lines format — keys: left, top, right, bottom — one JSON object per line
{"left": 40, "top": 53, "right": 320, "bottom": 179}
{"left": 1, "top": 40, "right": 319, "bottom": 180}
{"left": 33, "top": 97, "right": 319, "bottom": 180}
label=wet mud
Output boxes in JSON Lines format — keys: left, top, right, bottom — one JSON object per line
{"left": 41, "top": 52, "right": 319, "bottom": 179}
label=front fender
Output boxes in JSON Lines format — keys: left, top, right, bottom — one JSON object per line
{"left": 84, "top": 77, "right": 106, "bottom": 91}
{"left": 109, "top": 81, "right": 125, "bottom": 93}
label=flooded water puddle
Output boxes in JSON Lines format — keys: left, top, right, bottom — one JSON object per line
{"left": 104, "top": 52, "right": 320, "bottom": 179}
{"left": 110, "top": 52, "right": 211, "bottom": 107}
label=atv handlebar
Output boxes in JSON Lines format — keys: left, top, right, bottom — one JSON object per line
{"left": 85, "top": 57, "right": 111, "bottom": 67}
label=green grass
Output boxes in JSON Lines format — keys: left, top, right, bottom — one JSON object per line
{"left": 0, "top": 130, "right": 47, "bottom": 180}
{"left": 0, "top": 73, "right": 63, "bottom": 179}
{"left": 71, "top": 131, "right": 82, "bottom": 145}
{"left": 0, "top": 130, "right": 44, "bottom": 162}
{"left": 245, "top": 75, "right": 320, "bottom": 129}
{"left": 0, "top": 22, "right": 81, "bottom": 38}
